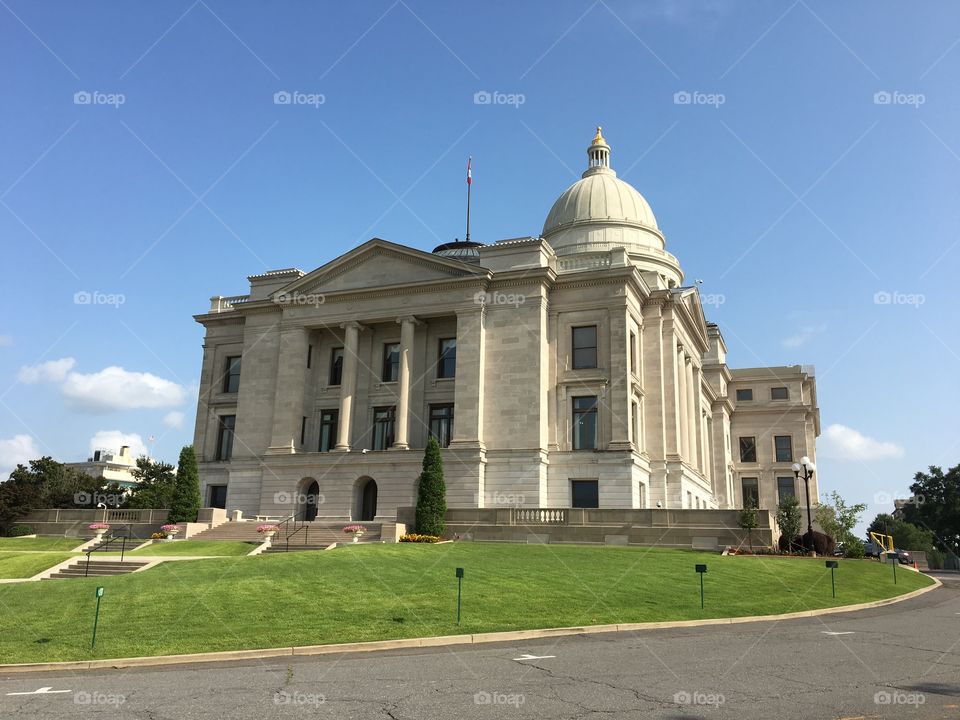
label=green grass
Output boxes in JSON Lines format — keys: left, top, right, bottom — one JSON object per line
{"left": 0, "top": 543, "right": 933, "bottom": 664}
{"left": 0, "top": 537, "right": 84, "bottom": 552}
{"left": 0, "top": 552, "right": 73, "bottom": 579}
{"left": 128, "top": 540, "right": 255, "bottom": 557}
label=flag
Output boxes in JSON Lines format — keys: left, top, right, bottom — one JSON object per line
{"left": 466, "top": 156, "right": 472, "bottom": 185}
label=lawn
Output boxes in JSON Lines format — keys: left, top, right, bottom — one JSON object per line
{"left": 0, "top": 543, "right": 933, "bottom": 664}
{"left": 0, "top": 552, "right": 73, "bottom": 579}
{"left": 128, "top": 540, "right": 255, "bottom": 557}
{"left": 0, "top": 537, "right": 84, "bottom": 552}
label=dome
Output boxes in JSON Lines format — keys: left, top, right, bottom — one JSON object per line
{"left": 432, "top": 239, "right": 484, "bottom": 264}
{"left": 542, "top": 171, "right": 659, "bottom": 236}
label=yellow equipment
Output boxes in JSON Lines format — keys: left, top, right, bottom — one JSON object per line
{"left": 869, "top": 531, "right": 894, "bottom": 552}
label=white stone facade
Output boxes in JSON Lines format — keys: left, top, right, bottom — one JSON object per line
{"left": 192, "top": 129, "right": 820, "bottom": 522}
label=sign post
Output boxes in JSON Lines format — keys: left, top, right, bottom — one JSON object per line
{"left": 695, "top": 564, "right": 707, "bottom": 609}
{"left": 888, "top": 553, "right": 897, "bottom": 584}
{"left": 91, "top": 586, "right": 104, "bottom": 649}
{"left": 455, "top": 568, "right": 464, "bottom": 625}
{"left": 825, "top": 560, "right": 838, "bottom": 598}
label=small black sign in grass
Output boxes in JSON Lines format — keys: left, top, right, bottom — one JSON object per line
{"left": 695, "top": 564, "right": 707, "bottom": 609}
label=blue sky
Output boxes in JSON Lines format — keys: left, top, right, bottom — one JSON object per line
{"left": 1, "top": 1, "right": 958, "bottom": 531}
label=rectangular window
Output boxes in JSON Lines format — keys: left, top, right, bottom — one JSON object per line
{"left": 329, "top": 347, "right": 343, "bottom": 386}
{"left": 771, "top": 386, "right": 789, "bottom": 400}
{"left": 777, "top": 476, "right": 796, "bottom": 504}
{"left": 739, "top": 436, "right": 757, "bottom": 463}
{"left": 306, "top": 344, "right": 313, "bottom": 369}
{"left": 774, "top": 435, "right": 793, "bottom": 462}
{"left": 631, "top": 400, "right": 639, "bottom": 444}
{"left": 318, "top": 409, "right": 338, "bottom": 452}
{"left": 687, "top": 491, "right": 693, "bottom": 508}
{"left": 223, "top": 356, "right": 241, "bottom": 393}
{"left": 429, "top": 404, "right": 455, "bottom": 448}
{"left": 217, "top": 415, "right": 236, "bottom": 461}
{"left": 382, "top": 343, "right": 400, "bottom": 382}
{"left": 208, "top": 485, "right": 227, "bottom": 509}
{"left": 572, "top": 326, "right": 598, "bottom": 369}
{"left": 736, "top": 388, "right": 753, "bottom": 401}
{"left": 629, "top": 331, "right": 637, "bottom": 374}
{"left": 300, "top": 416, "right": 308, "bottom": 445}
{"left": 742, "top": 477, "right": 759, "bottom": 508}
{"left": 438, "top": 338, "right": 457, "bottom": 379}
{"left": 571, "top": 480, "right": 599, "bottom": 509}
{"left": 372, "top": 406, "right": 396, "bottom": 450}
{"left": 572, "top": 396, "right": 598, "bottom": 450}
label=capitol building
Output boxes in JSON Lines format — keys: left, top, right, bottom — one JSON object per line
{"left": 192, "top": 128, "right": 820, "bottom": 525}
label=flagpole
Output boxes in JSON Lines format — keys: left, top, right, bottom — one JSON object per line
{"left": 465, "top": 156, "right": 472, "bottom": 243}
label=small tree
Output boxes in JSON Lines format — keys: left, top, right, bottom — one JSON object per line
{"left": 775, "top": 496, "right": 802, "bottom": 552}
{"left": 415, "top": 437, "right": 446, "bottom": 537}
{"left": 168, "top": 445, "right": 202, "bottom": 523}
{"left": 125, "top": 457, "right": 177, "bottom": 509}
{"left": 738, "top": 505, "right": 759, "bottom": 552}
{"left": 816, "top": 491, "right": 866, "bottom": 548}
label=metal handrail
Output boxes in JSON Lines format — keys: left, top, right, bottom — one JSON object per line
{"left": 84, "top": 534, "right": 128, "bottom": 577}
{"left": 283, "top": 509, "right": 311, "bottom": 552}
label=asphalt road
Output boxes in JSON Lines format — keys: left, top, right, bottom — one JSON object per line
{"left": 2, "top": 574, "right": 958, "bottom": 719}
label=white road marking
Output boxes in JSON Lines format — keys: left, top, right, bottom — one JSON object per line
{"left": 821, "top": 631, "right": 855, "bottom": 636}
{"left": 514, "top": 654, "right": 556, "bottom": 661}
{"left": 6, "top": 687, "right": 72, "bottom": 696}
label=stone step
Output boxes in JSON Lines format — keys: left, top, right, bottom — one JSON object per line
{"left": 44, "top": 560, "right": 148, "bottom": 580}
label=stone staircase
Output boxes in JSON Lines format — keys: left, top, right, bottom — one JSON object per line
{"left": 264, "top": 522, "right": 382, "bottom": 554}
{"left": 45, "top": 559, "right": 149, "bottom": 580}
{"left": 188, "top": 521, "right": 268, "bottom": 543}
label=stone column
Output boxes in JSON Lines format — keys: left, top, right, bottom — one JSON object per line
{"left": 392, "top": 316, "right": 417, "bottom": 450}
{"left": 335, "top": 321, "right": 362, "bottom": 451}
{"left": 685, "top": 354, "right": 696, "bottom": 467}
{"left": 676, "top": 345, "right": 688, "bottom": 460}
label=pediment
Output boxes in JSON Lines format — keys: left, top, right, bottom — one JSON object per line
{"left": 279, "top": 239, "right": 486, "bottom": 297}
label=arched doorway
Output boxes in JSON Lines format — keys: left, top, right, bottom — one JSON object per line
{"left": 302, "top": 479, "right": 320, "bottom": 521}
{"left": 356, "top": 477, "right": 377, "bottom": 521}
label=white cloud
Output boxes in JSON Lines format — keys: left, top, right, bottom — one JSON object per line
{"left": 821, "top": 424, "right": 904, "bottom": 461}
{"left": 163, "top": 411, "right": 186, "bottom": 429}
{"left": 89, "top": 431, "right": 149, "bottom": 459}
{"left": 62, "top": 366, "right": 187, "bottom": 412}
{"left": 18, "top": 357, "right": 76, "bottom": 383}
{"left": 0, "top": 434, "right": 39, "bottom": 479}
{"left": 781, "top": 324, "right": 826, "bottom": 349}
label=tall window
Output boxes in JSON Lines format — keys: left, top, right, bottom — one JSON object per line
{"left": 329, "top": 348, "right": 343, "bottom": 386}
{"left": 572, "top": 396, "right": 598, "bottom": 450}
{"left": 373, "top": 407, "right": 396, "bottom": 450}
{"left": 318, "top": 409, "right": 338, "bottom": 452}
{"left": 629, "top": 331, "right": 637, "bottom": 374}
{"left": 306, "top": 344, "right": 313, "bottom": 369}
{"left": 631, "top": 400, "right": 639, "bottom": 445}
{"left": 736, "top": 388, "right": 753, "bottom": 401}
{"left": 572, "top": 326, "right": 598, "bottom": 369}
{"left": 741, "top": 477, "right": 759, "bottom": 508}
{"left": 774, "top": 435, "right": 793, "bottom": 462}
{"left": 300, "top": 416, "right": 308, "bottom": 445}
{"left": 739, "top": 436, "right": 757, "bottom": 463}
{"left": 438, "top": 338, "right": 457, "bottom": 379}
{"left": 771, "top": 386, "right": 789, "bottom": 400}
{"left": 217, "top": 415, "right": 236, "bottom": 461}
{"left": 777, "top": 477, "right": 796, "bottom": 503}
{"left": 429, "top": 404, "right": 454, "bottom": 448}
{"left": 382, "top": 343, "right": 400, "bottom": 382}
{"left": 223, "top": 356, "right": 241, "bottom": 393}
{"left": 571, "top": 479, "right": 599, "bottom": 508}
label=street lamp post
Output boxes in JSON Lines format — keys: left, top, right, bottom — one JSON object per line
{"left": 793, "top": 456, "right": 816, "bottom": 553}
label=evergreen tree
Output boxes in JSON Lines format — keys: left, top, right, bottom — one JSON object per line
{"left": 415, "top": 436, "right": 446, "bottom": 536}
{"left": 168, "top": 445, "right": 202, "bottom": 523}
{"left": 125, "top": 457, "right": 177, "bottom": 509}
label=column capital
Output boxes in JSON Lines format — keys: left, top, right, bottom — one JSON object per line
{"left": 341, "top": 321, "right": 366, "bottom": 332}
{"left": 396, "top": 315, "right": 423, "bottom": 326}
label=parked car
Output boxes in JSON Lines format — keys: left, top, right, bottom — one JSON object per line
{"left": 895, "top": 549, "right": 912, "bottom": 565}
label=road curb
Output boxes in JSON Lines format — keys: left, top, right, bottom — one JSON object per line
{"left": 0, "top": 575, "right": 941, "bottom": 674}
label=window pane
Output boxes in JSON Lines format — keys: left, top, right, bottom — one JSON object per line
{"left": 739, "top": 436, "right": 757, "bottom": 462}
{"left": 218, "top": 415, "right": 236, "bottom": 460}
{"left": 383, "top": 344, "right": 400, "bottom": 382}
{"left": 573, "top": 396, "right": 598, "bottom": 450}
{"left": 775, "top": 435, "right": 793, "bottom": 462}
{"left": 438, "top": 338, "right": 456, "bottom": 379}
{"left": 741, "top": 477, "right": 759, "bottom": 508}
{"left": 223, "top": 356, "right": 241, "bottom": 393}
{"left": 319, "top": 410, "right": 338, "bottom": 452}
{"left": 329, "top": 348, "right": 343, "bottom": 386}
{"left": 736, "top": 388, "right": 753, "bottom": 401}
{"left": 771, "top": 386, "right": 789, "bottom": 400}
{"left": 429, "top": 404, "right": 454, "bottom": 447}
{"left": 572, "top": 326, "right": 597, "bottom": 369}
{"left": 777, "top": 477, "right": 796, "bottom": 503}
{"left": 571, "top": 480, "right": 599, "bottom": 508}
{"left": 373, "top": 407, "right": 395, "bottom": 450}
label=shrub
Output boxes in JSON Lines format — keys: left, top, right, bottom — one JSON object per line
{"left": 844, "top": 537, "right": 866, "bottom": 559}
{"left": 928, "top": 548, "right": 945, "bottom": 570}
{"left": 802, "top": 530, "right": 836, "bottom": 556}
{"left": 415, "top": 437, "right": 446, "bottom": 537}
{"left": 777, "top": 534, "right": 804, "bottom": 553}
{"left": 399, "top": 534, "right": 441, "bottom": 543}
{"left": 151, "top": 532, "right": 165, "bottom": 540}
{"left": 738, "top": 505, "right": 759, "bottom": 551}
{"left": 7, "top": 524, "right": 33, "bottom": 537}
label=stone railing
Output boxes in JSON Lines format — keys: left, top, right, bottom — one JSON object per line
{"left": 510, "top": 508, "right": 568, "bottom": 525}
{"left": 558, "top": 255, "right": 612, "bottom": 273}
{"left": 20, "top": 508, "right": 171, "bottom": 524}
{"left": 209, "top": 295, "right": 250, "bottom": 313}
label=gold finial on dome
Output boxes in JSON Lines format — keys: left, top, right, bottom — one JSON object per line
{"left": 591, "top": 126, "right": 606, "bottom": 146}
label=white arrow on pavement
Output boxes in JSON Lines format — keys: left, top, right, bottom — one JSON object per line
{"left": 6, "top": 687, "right": 72, "bottom": 696}
{"left": 513, "top": 654, "right": 556, "bottom": 661}
{"left": 821, "top": 631, "right": 855, "bottom": 636}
